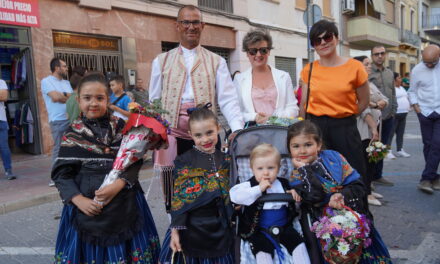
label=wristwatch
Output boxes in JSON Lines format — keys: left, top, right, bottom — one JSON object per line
{"left": 63, "top": 92, "right": 67, "bottom": 97}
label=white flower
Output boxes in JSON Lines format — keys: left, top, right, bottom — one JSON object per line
{"left": 322, "top": 233, "right": 331, "bottom": 239}
{"left": 374, "top": 142, "right": 383, "bottom": 148}
{"left": 331, "top": 215, "right": 346, "bottom": 225}
{"left": 366, "top": 146, "right": 374, "bottom": 152}
{"left": 337, "top": 241, "right": 350, "bottom": 255}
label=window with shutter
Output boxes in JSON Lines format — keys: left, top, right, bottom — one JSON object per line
{"left": 275, "top": 56, "right": 297, "bottom": 87}
{"left": 323, "top": 0, "right": 332, "bottom": 18}
{"left": 296, "top": 0, "right": 307, "bottom": 10}
{"left": 385, "top": 0, "right": 395, "bottom": 24}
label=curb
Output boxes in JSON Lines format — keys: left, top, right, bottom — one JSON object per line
{"left": 0, "top": 165, "right": 155, "bottom": 215}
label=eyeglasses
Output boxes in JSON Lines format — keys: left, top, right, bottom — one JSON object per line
{"left": 247, "top": 47, "right": 271, "bottom": 56}
{"left": 178, "top": 20, "right": 202, "bottom": 28}
{"left": 423, "top": 58, "right": 439, "bottom": 68}
{"left": 372, "top": 51, "right": 386, "bottom": 57}
{"left": 312, "top": 33, "right": 334, "bottom": 47}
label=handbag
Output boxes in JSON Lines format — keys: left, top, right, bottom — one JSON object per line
{"left": 304, "top": 61, "right": 314, "bottom": 120}
{"left": 171, "top": 250, "right": 187, "bottom": 264}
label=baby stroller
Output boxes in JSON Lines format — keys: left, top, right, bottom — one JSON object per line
{"left": 229, "top": 125, "right": 308, "bottom": 264}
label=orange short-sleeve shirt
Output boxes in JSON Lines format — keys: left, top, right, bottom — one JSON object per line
{"left": 301, "top": 58, "right": 368, "bottom": 118}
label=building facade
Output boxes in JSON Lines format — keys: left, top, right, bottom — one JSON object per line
{"left": 1, "top": 0, "right": 341, "bottom": 155}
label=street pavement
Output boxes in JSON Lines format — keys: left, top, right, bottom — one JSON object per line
{"left": 0, "top": 111, "right": 439, "bottom": 264}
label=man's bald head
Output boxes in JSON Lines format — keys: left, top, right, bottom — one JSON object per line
{"left": 177, "top": 5, "right": 202, "bottom": 21}
{"left": 422, "top": 45, "right": 440, "bottom": 68}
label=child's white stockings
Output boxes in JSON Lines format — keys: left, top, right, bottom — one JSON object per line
{"left": 255, "top": 252, "right": 273, "bottom": 264}
{"left": 291, "top": 243, "right": 311, "bottom": 264}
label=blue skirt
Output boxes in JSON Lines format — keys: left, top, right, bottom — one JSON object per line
{"left": 158, "top": 229, "right": 235, "bottom": 264}
{"left": 359, "top": 226, "right": 393, "bottom": 264}
{"left": 54, "top": 191, "right": 160, "bottom": 264}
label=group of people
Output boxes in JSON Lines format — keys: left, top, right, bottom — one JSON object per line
{"left": 33, "top": 3, "right": 440, "bottom": 264}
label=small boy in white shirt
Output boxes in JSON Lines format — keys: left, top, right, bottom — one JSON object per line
{"left": 230, "top": 143, "right": 310, "bottom": 264}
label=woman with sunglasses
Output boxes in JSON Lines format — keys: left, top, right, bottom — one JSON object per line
{"left": 299, "top": 20, "right": 370, "bottom": 184}
{"left": 234, "top": 29, "right": 298, "bottom": 126}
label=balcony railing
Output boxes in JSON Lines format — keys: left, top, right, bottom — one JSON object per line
{"left": 423, "top": 14, "right": 440, "bottom": 29}
{"left": 401, "top": 29, "right": 421, "bottom": 47}
{"left": 198, "top": 0, "right": 233, "bottom": 13}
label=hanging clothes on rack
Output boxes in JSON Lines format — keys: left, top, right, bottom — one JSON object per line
{"left": 12, "top": 102, "right": 34, "bottom": 147}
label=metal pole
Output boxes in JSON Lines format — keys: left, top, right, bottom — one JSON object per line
{"left": 307, "top": 0, "right": 315, "bottom": 62}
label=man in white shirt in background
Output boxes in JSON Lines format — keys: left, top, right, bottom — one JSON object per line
{"left": 0, "top": 79, "right": 16, "bottom": 180}
{"left": 41, "top": 58, "right": 72, "bottom": 186}
{"left": 408, "top": 44, "right": 440, "bottom": 194}
{"left": 149, "top": 4, "right": 244, "bottom": 211}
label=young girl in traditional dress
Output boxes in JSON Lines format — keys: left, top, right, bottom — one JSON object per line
{"left": 158, "top": 104, "right": 234, "bottom": 264}
{"left": 230, "top": 143, "right": 310, "bottom": 264}
{"left": 287, "top": 120, "right": 392, "bottom": 264}
{"left": 52, "top": 73, "right": 160, "bottom": 264}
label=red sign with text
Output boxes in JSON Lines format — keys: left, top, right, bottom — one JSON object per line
{"left": 0, "top": 0, "right": 40, "bottom": 27}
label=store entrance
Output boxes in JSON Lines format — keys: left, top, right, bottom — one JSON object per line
{"left": 54, "top": 51, "right": 122, "bottom": 78}
{"left": 0, "top": 26, "right": 42, "bottom": 156}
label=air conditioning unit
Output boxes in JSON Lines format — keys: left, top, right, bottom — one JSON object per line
{"left": 342, "top": 0, "right": 355, "bottom": 14}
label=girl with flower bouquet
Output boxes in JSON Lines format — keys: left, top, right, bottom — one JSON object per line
{"left": 52, "top": 73, "right": 160, "bottom": 264}
{"left": 158, "top": 105, "right": 234, "bottom": 264}
{"left": 287, "top": 120, "right": 392, "bottom": 264}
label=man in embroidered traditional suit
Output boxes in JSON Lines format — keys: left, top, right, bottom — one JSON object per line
{"left": 149, "top": 5, "right": 244, "bottom": 211}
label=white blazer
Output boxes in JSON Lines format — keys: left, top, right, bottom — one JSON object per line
{"left": 233, "top": 66, "right": 299, "bottom": 122}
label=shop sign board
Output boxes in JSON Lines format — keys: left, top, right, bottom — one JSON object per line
{"left": 0, "top": 0, "right": 40, "bottom": 27}
{"left": 53, "top": 32, "right": 119, "bottom": 51}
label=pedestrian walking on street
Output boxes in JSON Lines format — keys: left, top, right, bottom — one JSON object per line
{"left": 0, "top": 79, "right": 17, "bottom": 180}
{"left": 354, "top": 56, "right": 389, "bottom": 206}
{"left": 369, "top": 45, "right": 397, "bottom": 186}
{"left": 408, "top": 44, "right": 440, "bottom": 194}
{"left": 52, "top": 73, "right": 160, "bottom": 263}
{"left": 299, "top": 19, "right": 369, "bottom": 183}
{"left": 41, "top": 58, "right": 72, "bottom": 186}
{"left": 390, "top": 72, "right": 411, "bottom": 158}
{"left": 66, "top": 65, "right": 87, "bottom": 123}
{"left": 108, "top": 75, "right": 132, "bottom": 120}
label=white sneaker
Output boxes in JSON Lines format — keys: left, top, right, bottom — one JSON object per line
{"left": 395, "top": 150, "right": 411, "bottom": 158}
{"left": 368, "top": 195, "right": 382, "bottom": 206}
{"left": 385, "top": 151, "right": 396, "bottom": 160}
{"left": 372, "top": 191, "right": 383, "bottom": 199}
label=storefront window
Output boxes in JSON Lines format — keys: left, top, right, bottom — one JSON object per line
{"left": 0, "top": 26, "right": 30, "bottom": 44}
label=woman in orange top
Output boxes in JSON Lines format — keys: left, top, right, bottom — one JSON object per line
{"left": 299, "top": 20, "right": 370, "bottom": 180}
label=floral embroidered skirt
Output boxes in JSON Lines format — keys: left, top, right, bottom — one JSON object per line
{"left": 158, "top": 229, "right": 235, "bottom": 264}
{"left": 359, "top": 226, "right": 393, "bottom": 264}
{"left": 54, "top": 191, "right": 160, "bottom": 264}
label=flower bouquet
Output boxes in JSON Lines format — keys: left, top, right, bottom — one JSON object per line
{"left": 95, "top": 100, "right": 170, "bottom": 200}
{"left": 366, "top": 141, "right": 389, "bottom": 163}
{"left": 265, "top": 116, "right": 303, "bottom": 126}
{"left": 311, "top": 205, "right": 371, "bottom": 264}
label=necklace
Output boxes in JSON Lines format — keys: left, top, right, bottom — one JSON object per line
{"left": 194, "top": 146, "right": 220, "bottom": 177}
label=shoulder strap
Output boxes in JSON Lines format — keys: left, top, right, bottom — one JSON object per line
{"left": 305, "top": 62, "right": 314, "bottom": 120}
{"left": 112, "top": 93, "right": 127, "bottom": 105}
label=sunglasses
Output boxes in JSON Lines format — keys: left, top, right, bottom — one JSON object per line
{"left": 423, "top": 58, "right": 439, "bottom": 68}
{"left": 247, "top": 47, "right": 271, "bottom": 56}
{"left": 312, "top": 33, "right": 334, "bottom": 47}
{"left": 372, "top": 51, "right": 386, "bottom": 57}
{"left": 178, "top": 20, "right": 203, "bottom": 28}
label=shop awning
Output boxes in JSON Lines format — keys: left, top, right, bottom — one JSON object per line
{"left": 371, "top": 0, "right": 386, "bottom": 14}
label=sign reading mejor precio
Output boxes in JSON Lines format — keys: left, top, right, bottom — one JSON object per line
{"left": 0, "top": 0, "right": 40, "bottom": 27}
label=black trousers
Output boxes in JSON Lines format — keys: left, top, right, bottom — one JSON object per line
{"left": 309, "top": 114, "right": 366, "bottom": 179}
